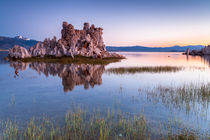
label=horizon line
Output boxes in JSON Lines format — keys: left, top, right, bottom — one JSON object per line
{"left": 0, "top": 35, "right": 207, "bottom": 48}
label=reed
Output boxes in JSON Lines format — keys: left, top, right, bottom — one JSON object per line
{"left": 106, "top": 66, "right": 182, "bottom": 74}
{"left": 0, "top": 109, "right": 208, "bottom": 140}
{"left": 143, "top": 83, "right": 210, "bottom": 114}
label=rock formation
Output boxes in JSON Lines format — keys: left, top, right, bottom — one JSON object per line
{"left": 10, "top": 61, "right": 105, "bottom": 93}
{"left": 8, "top": 22, "right": 125, "bottom": 59}
{"left": 187, "top": 45, "right": 210, "bottom": 56}
{"left": 9, "top": 45, "right": 31, "bottom": 58}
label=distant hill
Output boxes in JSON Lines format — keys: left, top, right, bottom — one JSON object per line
{"left": 0, "top": 36, "right": 205, "bottom": 53}
{"left": 0, "top": 36, "right": 38, "bottom": 50}
{"left": 106, "top": 45, "right": 204, "bottom": 52}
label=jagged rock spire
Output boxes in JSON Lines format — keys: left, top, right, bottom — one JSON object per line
{"left": 9, "top": 21, "right": 125, "bottom": 59}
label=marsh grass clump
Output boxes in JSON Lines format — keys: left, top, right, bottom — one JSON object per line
{"left": 0, "top": 109, "right": 208, "bottom": 140}
{"left": 0, "top": 109, "right": 151, "bottom": 140}
{"left": 106, "top": 66, "right": 182, "bottom": 74}
{"left": 143, "top": 83, "right": 210, "bottom": 115}
{"left": 7, "top": 55, "right": 124, "bottom": 65}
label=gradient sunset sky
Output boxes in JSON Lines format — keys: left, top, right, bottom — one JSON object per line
{"left": 1, "top": 0, "right": 210, "bottom": 47}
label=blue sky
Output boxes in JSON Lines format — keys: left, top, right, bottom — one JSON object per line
{"left": 1, "top": 0, "right": 210, "bottom": 47}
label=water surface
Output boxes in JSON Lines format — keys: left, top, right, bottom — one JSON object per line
{"left": 0, "top": 52, "right": 209, "bottom": 135}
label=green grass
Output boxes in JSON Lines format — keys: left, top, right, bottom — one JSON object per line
{"left": 106, "top": 66, "right": 182, "bottom": 74}
{"left": 147, "top": 83, "right": 210, "bottom": 109}
{"left": 136, "top": 82, "right": 210, "bottom": 118}
{"left": 8, "top": 55, "right": 124, "bottom": 65}
{"left": 0, "top": 77, "right": 209, "bottom": 140}
{"left": 0, "top": 110, "right": 150, "bottom": 140}
{"left": 0, "top": 109, "right": 208, "bottom": 140}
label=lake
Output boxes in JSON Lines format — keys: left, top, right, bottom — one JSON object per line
{"left": 0, "top": 52, "right": 209, "bottom": 138}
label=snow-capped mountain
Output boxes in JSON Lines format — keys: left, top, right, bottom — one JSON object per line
{"left": 15, "top": 35, "right": 31, "bottom": 41}
{"left": 0, "top": 36, "right": 38, "bottom": 50}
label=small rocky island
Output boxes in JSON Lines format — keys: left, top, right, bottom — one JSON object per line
{"left": 186, "top": 45, "right": 210, "bottom": 56}
{"left": 8, "top": 22, "right": 125, "bottom": 60}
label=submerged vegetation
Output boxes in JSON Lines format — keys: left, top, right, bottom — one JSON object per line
{"left": 0, "top": 109, "right": 208, "bottom": 140}
{"left": 0, "top": 83, "right": 209, "bottom": 139}
{"left": 106, "top": 66, "right": 182, "bottom": 74}
{"left": 143, "top": 83, "right": 210, "bottom": 114}
{"left": 1, "top": 58, "right": 210, "bottom": 139}
{"left": 7, "top": 55, "right": 124, "bottom": 65}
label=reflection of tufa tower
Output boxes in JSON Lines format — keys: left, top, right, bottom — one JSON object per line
{"left": 60, "top": 64, "right": 104, "bottom": 92}
{"left": 186, "top": 48, "right": 189, "bottom": 61}
{"left": 186, "top": 48, "right": 189, "bottom": 56}
{"left": 10, "top": 61, "right": 105, "bottom": 93}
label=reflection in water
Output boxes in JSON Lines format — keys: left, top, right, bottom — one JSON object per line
{"left": 202, "top": 55, "right": 210, "bottom": 66}
{"left": 10, "top": 61, "right": 105, "bottom": 92}
{"left": 14, "top": 68, "right": 19, "bottom": 78}
{"left": 0, "top": 51, "right": 9, "bottom": 64}
{"left": 1, "top": 52, "right": 209, "bottom": 137}
{"left": 110, "top": 52, "right": 210, "bottom": 68}
{"left": 10, "top": 61, "right": 29, "bottom": 71}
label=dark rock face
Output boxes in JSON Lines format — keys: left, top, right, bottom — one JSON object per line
{"left": 187, "top": 45, "right": 210, "bottom": 56}
{"left": 9, "top": 22, "right": 125, "bottom": 59}
{"left": 10, "top": 61, "right": 105, "bottom": 93}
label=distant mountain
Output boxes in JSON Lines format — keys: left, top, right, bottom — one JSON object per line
{"left": 0, "top": 36, "right": 38, "bottom": 50}
{"left": 106, "top": 45, "right": 204, "bottom": 52}
{"left": 14, "top": 35, "right": 31, "bottom": 41}
{"left": 0, "top": 35, "right": 205, "bottom": 53}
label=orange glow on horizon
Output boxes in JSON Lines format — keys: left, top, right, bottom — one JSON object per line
{"left": 105, "top": 34, "right": 210, "bottom": 47}
{"left": 104, "top": 21, "right": 210, "bottom": 47}
{"left": 105, "top": 39, "right": 210, "bottom": 47}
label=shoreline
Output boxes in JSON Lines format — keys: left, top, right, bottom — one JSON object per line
{"left": 7, "top": 55, "right": 125, "bottom": 65}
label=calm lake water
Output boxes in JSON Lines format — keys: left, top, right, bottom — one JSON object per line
{"left": 0, "top": 52, "right": 209, "bottom": 135}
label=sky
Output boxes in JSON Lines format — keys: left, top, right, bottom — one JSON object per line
{"left": 0, "top": 0, "right": 210, "bottom": 47}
